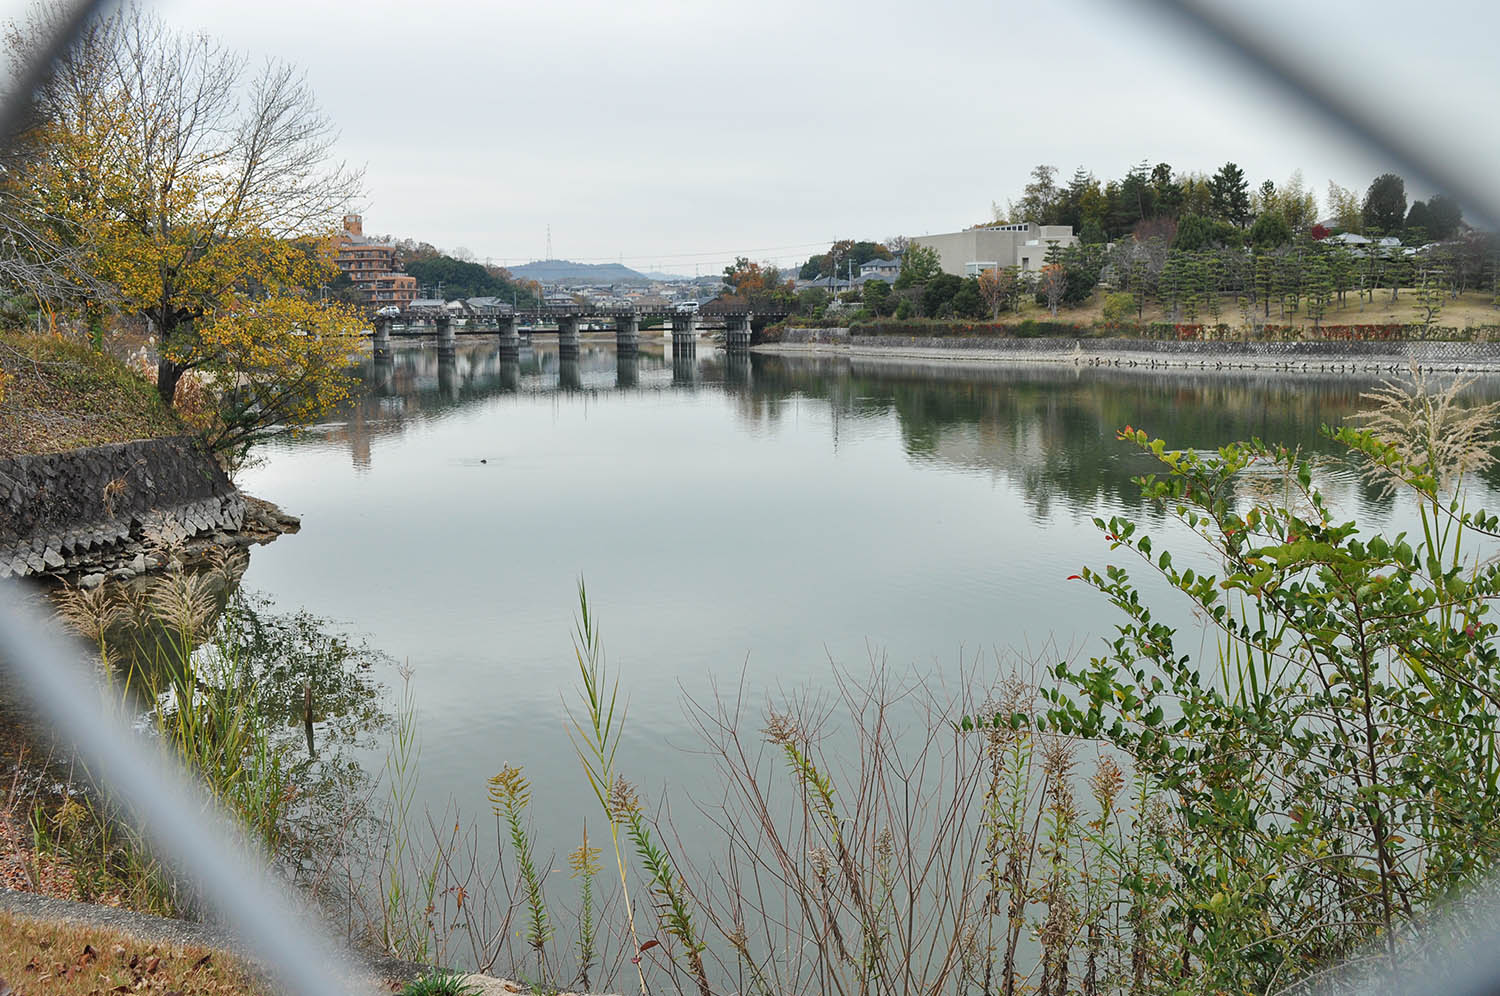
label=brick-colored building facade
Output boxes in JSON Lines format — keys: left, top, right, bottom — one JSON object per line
{"left": 334, "top": 215, "right": 418, "bottom": 308}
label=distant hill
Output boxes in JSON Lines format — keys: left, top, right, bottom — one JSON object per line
{"left": 508, "top": 259, "right": 651, "bottom": 284}
{"left": 403, "top": 254, "right": 540, "bottom": 308}
{"left": 640, "top": 270, "right": 693, "bottom": 282}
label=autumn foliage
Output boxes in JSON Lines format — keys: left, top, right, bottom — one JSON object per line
{"left": 7, "top": 3, "right": 362, "bottom": 462}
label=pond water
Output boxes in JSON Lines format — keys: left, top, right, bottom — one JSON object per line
{"left": 236, "top": 337, "right": 1500, "bottom": 889}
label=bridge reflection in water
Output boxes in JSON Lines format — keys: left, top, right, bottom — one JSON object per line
{"left": 317, "top": 338, "right": 1500, "bottom": 522}
{"left": 332, "top": 339, "right": 724, "bottom": 466}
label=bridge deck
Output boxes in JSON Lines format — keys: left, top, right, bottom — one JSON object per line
{"left": 386, "top": 304, "right": 786, "bottom": 323}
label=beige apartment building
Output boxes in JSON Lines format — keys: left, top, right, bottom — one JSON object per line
{"left": 334, "top": 215, "right": 418, "bottom": 308}
{"left": 912, "top": 223, "right": 1078, "bottom": 277}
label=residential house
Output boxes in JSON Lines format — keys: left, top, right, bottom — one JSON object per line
{"left": 858, "top": 257, "right": 901, "bottom": 283}
{"left": 1324, "top": 232, "right": 1409, "bottom": 257}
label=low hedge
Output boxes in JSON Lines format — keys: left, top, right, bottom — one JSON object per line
{"left": 849, "top": 319, "right": 1100, "bottom": 339}
{"left": 766, "top": 318, "right": 1500, "bottom": 344}
{"left": 1134, "top": 323, "right": 1500, "bottom": 342}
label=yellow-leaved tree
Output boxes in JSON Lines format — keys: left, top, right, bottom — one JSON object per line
{"left": 183, "top": 296, "right": 365, "bottom": 469}
{"left": 10, "top": 1, "right": 364, "bottom": 455}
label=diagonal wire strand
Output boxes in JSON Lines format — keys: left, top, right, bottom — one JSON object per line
{"left": 0, "top": 0, "right": 115, "bottom": 148}
{"left": 1137, "top": 0, "right": 1500, "bottom": 232}
{"left": 0, "top": 592, "right": 358, "bottom": 996}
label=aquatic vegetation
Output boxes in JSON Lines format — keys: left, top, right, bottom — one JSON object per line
{"left": 34, "top": 557, "right": 387, "bottom": 920}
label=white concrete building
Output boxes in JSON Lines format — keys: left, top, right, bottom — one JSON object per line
{"left": 913, "top": 223, "right": 1079, "bottom": 276}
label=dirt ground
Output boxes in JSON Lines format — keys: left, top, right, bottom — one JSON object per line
{"left": 0, "top": 911, "right": 262, "bottom": 996}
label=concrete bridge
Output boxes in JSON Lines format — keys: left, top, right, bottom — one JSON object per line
{"left": 372, "top": 301, "right": 783, "bottom": 359}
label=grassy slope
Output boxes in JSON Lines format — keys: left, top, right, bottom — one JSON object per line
{"left": 1058, "top": 288, "right": 1500, "bottom": 329}
{"left": 0, "top": 332, "right": 182, "bottom": 457}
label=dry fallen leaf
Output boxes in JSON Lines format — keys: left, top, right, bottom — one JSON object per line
{"left": 143, "top": 955, "right": 160, "bottom": 974}
{"left": 80, "top": 942, "right": 98, "bottom": 964}
{"left": 191, "top": 954, "right": 212, "bottom": 972}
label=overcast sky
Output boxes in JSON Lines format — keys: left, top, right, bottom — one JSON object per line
{"left": 16, "top": 0, "right": 1500, "bottom": 275}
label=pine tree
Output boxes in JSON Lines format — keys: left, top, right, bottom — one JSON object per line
{"left": 1130, "top": 256, "right": 1149, "bottom": 322}
{"left": 1414, "top": 262, "right": 1445, "bottom": 334}
{"left": 1203, "top": 251, "right": 1224, "bottom": 325}
{"left": 1329, "top": 245, "right": 1355, "bottom": 310}
{"left": 1305, "top": 255, "right": 1333, "bottom": 329}
{"left": 1255, "top": 252, "right": 1275, "bottom": 320}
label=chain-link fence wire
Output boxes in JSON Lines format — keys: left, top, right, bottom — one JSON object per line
{"left": 1142, "top": 0, "right": 1499, "bottom": 233}
{"left": 0, "top": 601, "right": 358, "bottom": 996}
{"left": 1, "top": 0, "right": 1499, "bottom": 993}
{"left": 0, "top": 5, "right": 357, "bottom": 991}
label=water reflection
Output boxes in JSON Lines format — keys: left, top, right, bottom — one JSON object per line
{"left": 616, "top": 354, "right": 638, "bottom": 389}
{"left": 741, "top": 355, "right": 1500, "bottom": 519}
{"left": 322, "top": 341, "right": 1500, "bottom": 517}
{"left": 437, "top": 351, "right": 459, "bottom": 400}
{"left": 78, "top": 573, "right": 391, "bottom": 905}
{"left": 724, "top": 352, "right": 753, "bottom": 388}
{"left": 238, "top": 339, "right": 1500, "bottom": 972}
{"left": 499, "top": 357, "right": 520, "bottom": 392}
{"left": 314, "top": 341, "right": 678, "bottom": 466}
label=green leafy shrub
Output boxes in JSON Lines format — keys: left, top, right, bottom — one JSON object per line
{"left": 1101, "top": 292, "right": 1137, "bottom": 327}
{"left": 1041, "top": 375, "right": 1500, "bottom": 990}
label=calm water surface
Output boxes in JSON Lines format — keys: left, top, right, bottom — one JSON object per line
{"left": 236, "top": 337, "right": 1500, "bottom": 839}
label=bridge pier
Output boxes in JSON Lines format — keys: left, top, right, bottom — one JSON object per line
{"left": 616, "top": 353, "right": 638, "bottom": 388}
{"left": 615, "top": 315, "right": 640, "bottom": 355}
{"left": 558, "top": 356, "right": 581, "bottom": 391}
{"left": 373, "top": 316, "right": 391, "bottom": 352}
{"left": 374, "top": 352, "right": 394, "bottom": 394}
{"left": 498, "top": 357, "right": 520, "bottom": 392}
{"left": 725, "top": 352, "right": 753, "bottom": 386}
{"left": 497, "top": 315, "right": 520, "bottom": 359}
{"left": 436, "top": 314, "right": 456, "bottom": 352}
{"left": 438, "top": 349, "right": 459, "bottom": 399}
{"left": 557, "top": 315, "right": 580, "bottom": 358}
{"left": 725, "top": 313, "right": 752, "bottom": 352}
{"left": 671, "top": 313, "right": 698, "bottom": 356}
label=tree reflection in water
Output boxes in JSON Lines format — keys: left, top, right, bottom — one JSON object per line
{"left": 101, "top": 575, "right": 393, "bottom": 913}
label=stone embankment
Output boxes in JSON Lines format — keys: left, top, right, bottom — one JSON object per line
{"left": 0, "top": 435, "right": 296, "bottom": 585}
{"left": 766, "top": 329, "right": 1500, "bottom": 373}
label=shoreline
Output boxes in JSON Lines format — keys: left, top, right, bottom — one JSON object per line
{"left": 754, "top": 335, "right": 1500, "bottom": 376}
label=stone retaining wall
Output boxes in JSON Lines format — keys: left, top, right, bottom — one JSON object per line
{"left": 0, "top": 436, "right": 245, "bottom": 580}
{"left": 777, "top": 328, "right": 851, "bottom": 345}
{"left": 775, "top": 329, "right": 1500, "bottom": 363}
{"left": 1082, "top": 338, "right": 1500, "bottom": 361}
